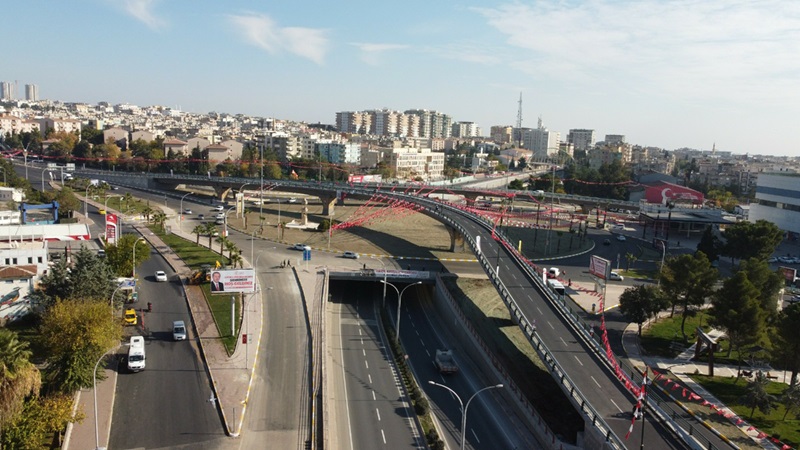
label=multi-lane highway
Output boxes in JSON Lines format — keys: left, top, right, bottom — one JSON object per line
{"left": 328, "top": 282, "right": 424, "bottom": 449}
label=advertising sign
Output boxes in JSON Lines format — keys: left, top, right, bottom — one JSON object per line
{"left": 589, "top": 255, "right": 611, "bottom": 280}
{"left": 779, "top": 266, "right": 797, "bottom": 283}
{"left": 105, "top": 213, "right": 119, "bottom": 245}
{"left": 348, "top": 174, "right": 383, "bottom": 183}
{"left": 209, "top": 269, "right": 256, "bottom": 294}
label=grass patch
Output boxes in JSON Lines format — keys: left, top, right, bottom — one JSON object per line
{"left": 692, "top": 374, "right": 800, "bottom": 447}
{"left": 505, "top": 227, "right": 592, "bottom": 259}
{"left": 640, "top": 310, "right": 711, "bottom": 357}
{"left": 200, "top": 283, "right": 241, "bottom": 355}
{"left": 618, "top": 267, "right": 658, "bottom": 279}
{"left": 445, "top": 277, "right": 583, "bottom": 443}
{"left": 148, "top": 226, "right": 225, "bottom": 270}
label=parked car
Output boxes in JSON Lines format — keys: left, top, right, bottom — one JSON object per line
{"left": 609, "top": 271, "right": 624, "bottom": 281}
{"left": 343, "top": 251, "right": 359, "bottom": 259}
{"left": 215, "top": 213, "right": 225, "bottom": 220}
{"left": 198, "top": 214, "right": 205, "bottom": 220}
{"left": 292, "top": 243, "right": 311, "bottom": 251}
{"left": 616, "top": 234, "right": 626, "bottom": 242}
{"left": 124, "top": 308, "right": 138, "bottom": 326}
{"left": 97, "top": 249, "right": 106, "bottom": 258}
{"left": 155, "top": 271, "right": 168, "bottom": 282}
{"left": 172, "top": 320, "right": 187, "bottom": 341}
{"left": 213, "top": 205, "right": 224, "bottom": 212}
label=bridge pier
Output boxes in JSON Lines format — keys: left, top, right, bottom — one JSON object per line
{"left": 320, "top": 195, "right": 338, "bottom": 216}
{"left": 214, "top": 186, "right": 233, "bottom": 202}
{"left": 445, "top": 224, "right": 466, "bottom": 253}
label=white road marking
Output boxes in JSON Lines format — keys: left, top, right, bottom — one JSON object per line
{"left": 425, "top": 349, "right": 430, "bottom": 357}
{"left": 415, "top": 329, "right": 420, "bottom": 336}
{"left": 362, "top": 349, "right": 366, "bottom": 356}
{"left": 471, "top": 429, "right": 481, "bottom": 443}
{"left": 591, "top": 376, "right": 602, "bottom": 388}
{"left": 376, "top": 409, "right": 381, "bottom": 421}
{"left": 372, "top": 391, "right": 376, "bottom": 400}
{"left": 574, "top": 355, "right": 584, "bottom": 366}
{"left": 547, "top": 321, "right": 555, "bottom": 329}
{"left": 338, "top": 311, "right": 355, "bottom": 450}
{"left": 560, "top": 337, "right": 567, "bottom": 346}
{"left": 536, "top": 307, "right": 543, "bottom": 315}
{"left": 609, "top": 398, "right": 623, "bottom": 413}
{"left": 365, "top": 361, "right": 369, "bottom": 370}
{"left": 368, "top": 374, "right": 372, "bottom": 384}
{"left": 381, "top": 429, "right": 387, "bottom": 444}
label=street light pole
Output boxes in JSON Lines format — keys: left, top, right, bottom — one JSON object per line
{"left": 132, "top": 237, "right": 145, "bottom": 278}
{"left": 85, "top": 185, "right": 91, "bottom": 218}
{"left": 93, "top": 345, "right": 120, "bottom": 450}
{"left": 657, "top": 240, "right": 666, "bottom": 287}
{"left": 372, "top": 257, "right": 388, "bottom": 307}
{"left": 427, "top": 381, "right": 504, "bottom": 450}
{"left": 381, "top": 280, "right": 422, "bottom": 342}
{"left": 224, "top": 206, "right": 235, "bottom": 238}
{"left": 40, "top": 168, "right": 49, "bottom": 192}
{"left": 179, "top": 192, "right": 192, "bottom": 224}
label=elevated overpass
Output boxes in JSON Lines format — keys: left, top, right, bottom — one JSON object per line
{"left": 74, "top": 169, "right": 712, "bottom": 449}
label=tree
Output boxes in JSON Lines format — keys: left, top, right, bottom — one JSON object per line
{"left": 141, "top": 204, "right": 154, "bottom": 223}
{"left": 2, "top": 393, "right": 81, "bottom": 448}
{"left": 215, "top": 235, "right": 227, "bottom": 255}
{"left": 740, "top": 371, "right": 777, "bottom": 419}
{"left": 775, "top": 303, "right": 800, "bottom": 387}
{"left": 30, "top": 257, "right": 72, "bottom": 310}
{"left": 68, "top": 246, "right": 117, "bottom": 300}
{"left": 202, "top": 223, "right": 218, "bottom": 248}
{"left": 39, "top": 300, "right": 122, "bottom": 393}
{"left": 624, "top": 252, "right": 637, "bottom": 271}
{"left": 151, "top": 211, "right": 167, "bottom": 231}
{"left": 192, "top": 225, "right": 205, "bottom": 244}
{"left": 105, "top": 234, "right": 151, "bottom": 277}
{"left": 229, "top": 251, "right": 244, "bottom": 269}
{"left": 618, "top": 285, "right": 667, "bottom": 336}
{"left": 224, "top": 239, "right": 238, "bottom": 260}
{"left": 781, "top": 383, "right": 800, "bottom": 420}
{"left": 659, "top": 252, "right": 718, "bottom": 340}
{"left": 723, "top": 220, "right": 783, "bottom": 263}
{"left": 696, "top": 226, "right": 723, "bottom": 262}
{"left": 0, "top": 329, "right": 41, "bottom": 432}
{"left": 508, "top": 179, "right": 524, "bottom": 190}
{"left": 710, "top": 272, "right": 763, "bottom": 369}
{"left": 738, "top": 258, "right": 784, "bottom": 324}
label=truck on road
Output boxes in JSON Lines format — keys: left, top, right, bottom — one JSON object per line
{"left": 434, "top": 349, "right": 458, "bottom": 374}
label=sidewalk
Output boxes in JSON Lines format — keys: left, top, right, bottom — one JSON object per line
{"left": 66, "top": 197, "right": 265, "bottom": 448}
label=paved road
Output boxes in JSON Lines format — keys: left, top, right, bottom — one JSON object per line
{"left": 439, "top": 204, "right": 687, "bottom": 449}
{"left": 109, "top": 251, "right": 226, "bottom": 449}
{"left": 328, "top": 282, "right": 423, "bottom": 450}
{"left": 401, "top": 295, "right": 533, "bottom": 450}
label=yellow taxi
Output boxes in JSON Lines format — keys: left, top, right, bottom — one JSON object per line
{"left": 124, "top": 308, "right": 138, "bottom": 326}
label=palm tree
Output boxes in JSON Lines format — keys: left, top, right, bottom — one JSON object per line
{"left": 740, "top": 371, "right": 777, "bottom": 419}
{"left": 215, "top": 235, "right": 227, "bottom": 255}
{"left": 151, "top": 211, "right": 167, "bottom": 231}
{"left": 142, "top": 203, "right": 154, "bottom": 223}
{"left": 229, "top": 251, "right": 244, "bottom": 268}
{"left": 203, "top": 223, "right": 218, "bottom": 248}
{"left": 0, "top": 329, "right": 41, "bottom": 430}
{"left": 192, "top": 225, "right": 205, "bottom": 244}
{"left": 625, "top": 252, "right": 637, "bottom": 271}
{"left": 224, "top": 240, "right": 238, "bottom": 260}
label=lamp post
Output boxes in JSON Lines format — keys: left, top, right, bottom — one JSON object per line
{"left": 657, "top": 239, "right": 666, "bottom": 287}
{"left": 427, "top": 381, "right": 504, "bottom": 450}
{"left": 237, "top": 183, "right": 249, "bottom": 219}
{"left": 276, "top": 199, "right": 282, "bottom": 237}
{"left": 85, "top": 185, "right": 92, "bottom": 218}
{"left": 109, "top": 285, "right": 123, "bottom": 318}
{"left": 372, "top": 257, "right": 388, "bottom": 307}
{"left": 380, "top": 280, "right": 422, "bottom": 342}
{"left": 223, "top": 206, "right": 235, "bottom": 238}
{"left": 104, "top": 195, "right": 122, "bottom": 212}
{"left": 40, "top": 168, "right": 50, "bottom": 192}
{"left": 179, "top": 192, "right": 192, "bottom": 224}
{"left": 93, "top": 345, "right": 120, "bottom": 450}
{"left": 132, "top": 237, "right": 145, "bottom": 278}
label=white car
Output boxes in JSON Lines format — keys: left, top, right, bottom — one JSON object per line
{"left": 292, "top": 243, "right": 311, "bottom": 251}
{"left": 183, "top": 209, "right": 192, "bottom": 215}
{"left": 288, "top": 197, "right": 298, "bottom": 203}
{"left": 155, "top": 271, "right": 168, "bottom": 282}
{"left": 213, "top": 205, "right": 224, "bottom": 212}
{"left": 609, "top": 271, "right": 624, "bottom": 281}
{"left": 215, "top": 213, "right": 225, "bottom": 220}
{"left": 616, "top": 234, "right": 626, "bottom": 242}
{"left": 342, "top": 251, "right": 359, "bottom": 259}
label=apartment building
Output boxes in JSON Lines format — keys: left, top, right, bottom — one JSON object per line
{"left": 0, "top": 115, "right": 39, "bottom": 135}
{"left": 389, "top": 147, "right": 444, "bottom": 180}
{"left": 567, "top": 129, "right": 596, "bottom": 152}
{"left": 749, "top": 172, "right": 800, "bottom": 234}
{"left": 25, "top": 84, "right": 38, "bottom": 101}
{"left": 490, "top": 126, "right": 514, "bottom": 145}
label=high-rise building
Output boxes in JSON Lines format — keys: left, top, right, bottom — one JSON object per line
{"left": 451, "top": 121, "right": 480, "bottom": 138}
{"left": 0, "top": 82, "right": 14, "bottom": 100}
{"left": 749, "top": 172, "right": 800, "bottom": 234}
{"left": 25, "top": 84, "right": 38, "bottom": 101}
{"left": 567, "top": 129, "right": 595, "bottom": 151}
{"left": 518, "top": 118, "right": 560, "bottom": 159}
{"left": 605, "top": 134, "right": 626, "bottom": 145}
{"left": 405, "top": 109, "right": 452, "bottom": 139}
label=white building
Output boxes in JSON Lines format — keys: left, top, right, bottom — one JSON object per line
{"left": 25, "top": 84, "right": 38, "bottom": 101}
{"left": 0, "top": 241, "right": 49, "bottom": 275}
{"left": 567, "top": 129, "right": 595, "bottom": 152}
{"left": 0, "top": 188, "right": 26, "bottom": 204}
{"left": 749, "top": 173, "right": 800, "bottom": 234}
{"left": 390, "top": 147, "right": 444, "bottom": 180}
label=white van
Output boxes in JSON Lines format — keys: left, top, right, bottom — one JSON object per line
{"left": 172, "top": 320, "right": 187, "bottom": 341}
{"left": 127, "top": 336, "right": 146, "bottom": 372}
{"left": 547, "top": 267, "right": 560, "bottom": 278}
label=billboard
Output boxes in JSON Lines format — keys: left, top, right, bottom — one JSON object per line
{"left": 644, "top": 182, "right": 704, "bottom": 205}
{"left": 779, "top": 266, "right": 797, "bottom": 283}
{"left": 105, "top": 213, "right": 119, "bottom": 245}
{"left": 209, "top": 269, "right": 256, "bottom": 294}
{"left": 348, "top": 174, "right": 382, "bottom": 183}
{"left": 589, "top": 255, "right": 611, "bottom": 280}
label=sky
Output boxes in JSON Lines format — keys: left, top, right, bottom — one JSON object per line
{"left": 4, "top": 0, "right": 800, "bottom": 156}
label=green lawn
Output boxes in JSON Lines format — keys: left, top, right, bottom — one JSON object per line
{"left": 105, "top": 196, "right": 155, "bottom": 216}
{"left": 640, "top": 311, "right": 711, "bottom": 357}
{"left": 692, "top": 374, "right": 800, "bottom": 447}
{"left": 200, "top": 284, "right": 241, "bottom": 355}
{"left": 148, "top": 226, "right": 225, "bottom": 270}
{"left": 505, "top": 227, "right": 592, "bottom": 259}
{"left": 618, "top": 267, "right": 658, "bottom": 279}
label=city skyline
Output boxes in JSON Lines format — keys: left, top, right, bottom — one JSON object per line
{"left": 2, "top": 1, "right": 799, "bottom": 155}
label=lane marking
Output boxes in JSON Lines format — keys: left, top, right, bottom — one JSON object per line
{"left": 372, "top": 391, "right": 376, "bottom": 401}
{"left": 547, "top": 321, "right": 555, "bottom": 329}
{"left": 574, "top": 355, "right": 584, "bottom": 366}
{"left": 376, "top": 408, "right": 381, "bottom": 421}
{"left": 362, "top": 349, "right": 366, "bottom": 356}
{"left": 591, "top": 376, "right": 602, "bottom": 388}
{"left": 536, "top": 307, "right": 543, "bottom": 315}
{"left": 365, "top": 360, "right": 369, "bottom": 370}
{"left": 368, "top": 374, "right": 372, "bottom": 384}
{"left": 338, "top": 308, "right": 355, "bottom": 450}
{"left": 609, "top": 398, "right": 623, "bottom": 413}
{"left": 381, "top": 429, "right": 387, "bottom": 444}
{"left": 559, "top": 337, "right": 566, "bottom": 346}
{"left": 471, "top": 429, "right": 481, "bottom": 443}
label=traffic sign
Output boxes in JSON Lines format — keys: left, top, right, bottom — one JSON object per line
{"left": 303, "top": 249, "right": 311, "bottom": 261}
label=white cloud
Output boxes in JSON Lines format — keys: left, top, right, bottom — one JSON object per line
{"left": 351, "top": 43, "right": 409, "bottom": 65}
{"left": 472, "top": 0, "right": 800, "bottom": 105}
{"left": 227, "top": 13, "right": 329, "bottom": 65}
{"left": 121, "top": 0, "right": 166, "bottom": 30}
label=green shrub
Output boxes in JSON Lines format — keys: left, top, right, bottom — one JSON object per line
{"left": 415, "top": 397, "right": 429, "bottom": 415}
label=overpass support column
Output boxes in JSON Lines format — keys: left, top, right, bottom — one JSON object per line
{"left": 320, "top": 195, "right": 337, "bottom": 216}
{"left": 445, "top": 223, "right": 466, "bottom": 253}
{"left": 213, "top": 186, "right": 232, "bottom": 203}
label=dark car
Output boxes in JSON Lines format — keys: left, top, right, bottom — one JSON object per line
{"left": 603, "top": 239, "right": 611, "bottom": 246}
